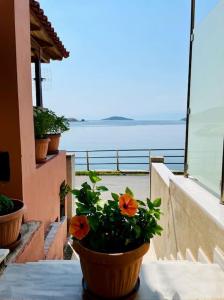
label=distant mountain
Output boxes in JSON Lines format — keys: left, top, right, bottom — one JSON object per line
{"left": 67, "top": 117, "right": 78, "bottom": 122}
{"left": 181, "top": 117, "right": 186, "bottom": 121}
{"left": 103, "top": 116, "right": 134, "bottom": 121}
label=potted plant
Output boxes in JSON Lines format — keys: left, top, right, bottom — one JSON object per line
{"left": 47, "top": 113, "right": 69, "bottom": 154}
{"left": 33, "top": 106, "right": 52, "bottom": 163}
{"left": 0, "top": 194, "right": 24, "bottom": 247}
{"left": 69, "top": 171, "right": 162, "bottom": 299}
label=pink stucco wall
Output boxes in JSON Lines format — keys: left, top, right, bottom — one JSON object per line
{"left": 0, "top": 0, "right": 68, "bottom": 262}
{"left": 15, "top": 222, "right": 45, "bottom": 263}
{"left": 24, "top": 152, "right": 67, "bottom": 231}
{"left": 45, "top": 217, "right": 68, "bottom": 260}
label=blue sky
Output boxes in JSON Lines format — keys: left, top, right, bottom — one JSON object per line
{"left": 38, "top": 0, "right": 219, "bottom": 120}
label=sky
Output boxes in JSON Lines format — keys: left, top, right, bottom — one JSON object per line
{"left": 38, "top": 0, "right": 220, "bottom": 120}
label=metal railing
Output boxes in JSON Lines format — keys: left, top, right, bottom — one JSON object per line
{"left": 67, "top": 148, "right": 185, "bottom": 172}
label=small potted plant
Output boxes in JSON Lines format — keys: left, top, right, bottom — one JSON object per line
{"left": 47, "top": 113, "right": 70, "bottom": 154}
{"left": 69, "top": 171, "right": 162, "bottom": 299}
{"left": 0, "top": 194, "right": 24, "bottom": 247}
{"left": 33, "top": 106, "right": 52, "bottom": 163}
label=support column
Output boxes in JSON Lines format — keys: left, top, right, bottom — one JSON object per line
{"left": 150, "top": 156, "right": 165, "bottom": 198}
{"left": 0, "top": 0, "right": 35, "bottom": 199}
{"left": 66, "top": 153, "right": 76, "bottom": 221}
{"left": 35, "top": 58, "right": 43, "bottom": 107}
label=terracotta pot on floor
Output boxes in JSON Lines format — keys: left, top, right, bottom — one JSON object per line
{"left": 35, "top": 138, "right": 50, "bottom": 163}
{"left": 47, "top": 133, "right": 61, "bottom": 154}
{"left": 0, "top": 200, "right": 24, "bottom": 247}
{"left": 73, "top": 241, "right": 149, "bottom": 299}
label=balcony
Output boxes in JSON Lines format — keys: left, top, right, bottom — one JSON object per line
{"left": 1, "top": 160, "right": 224, "bottom": 299}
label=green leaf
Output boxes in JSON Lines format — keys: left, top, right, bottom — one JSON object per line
{"left": 137, "top": 200, "right": 146, "bottom": 206}
{"left": 153, "top": 198, "right": 161, "bottom": 207}
{"left": 108, "top": 200, "right": 118, "bottom": 208}
{"left": 134, "top": 225, "right": 141, "bottom": 238}
{"left": 96, "top": 186, "right": 108, "bottom": 192}
{"left": 88, "top": 216, "right": 99, "bottom": 232}
{"left": 154, "top": 211, "right": 161, "bottom": 219}
{"left": 125, "top": 187, "right": 134, "bottom": 197}
{"left": 0, "top": 194, "right": 14, "bottom": 216}
{"left": 89, "top": 171, "right": 102, "bottom": 184}
{"left": 76, "top": 202, "right": 91, "bottom": 214}
{"left": 111, "top": 193, "right": 119, "bottom": 201}
{"left": 71, "top": 189, "right": 79, "bottom": 196}
{"left": 147, "top": 198, "right": 154, "bottom": 209}
{"left": 81, "top": 182, "right": 91, "bottom": 190}
{"left": 155, "top": 224, "right": 163, "bottom": 235}
{"left": 96, "top": 205, "right": 103, "bottom": 211}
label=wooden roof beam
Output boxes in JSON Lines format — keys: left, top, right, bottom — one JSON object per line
{"left": 30, "top": 23, "right": 41, "bottom": 32}
{"left": 31, "top": 35, "right": 54, "bottom": 48}
{"left": 31, "top": 37, "right": 50, "bottom": 63}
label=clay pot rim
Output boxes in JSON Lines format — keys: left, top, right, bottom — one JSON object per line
{"left": 35, "top": 138, "right": 50, "bottom": 142}
{"left": 47, "top": 133, "right": 61, "bottom": 137}
{"left": 0, "top": 199, "right": 24, "bottom": 222}
{"left": 73, "top": 241, "right": 150, "bottom": 265}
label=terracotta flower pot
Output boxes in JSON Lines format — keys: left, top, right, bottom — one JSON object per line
{"left": 35, "top": 138, "right": 50, "bottom": 163}
{"left": 0, "top": 199, "right": 24, "bottom": 247}
{"left": 47, "top": 133, "right": 61, "bottom": 154}
{"left": 73, "top": 241, "right": 149, "bottom": 299}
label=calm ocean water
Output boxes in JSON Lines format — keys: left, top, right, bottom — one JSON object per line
{"left": 60, "top": 120, "right": 186, "bottom": 171}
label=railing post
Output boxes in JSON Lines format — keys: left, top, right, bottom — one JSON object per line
{"left": 116, "top": 150, "right": 120, "bottom": 171}
{"left": 86, "top": 151, "right": 90, "bottom": 171}
{"left": 148, "top": 150, "right": 151, "bottom": 172}
{"left": 221, "top": 139, "right": 224, "bottom": 204}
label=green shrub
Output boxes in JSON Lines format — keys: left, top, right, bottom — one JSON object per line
{"left": 33, "top": 107, "right": 53, "bottom": 139}
{"left": 69, "top": 171, "right": 162, "bottom": 253}
{"left": 49, "top": 115, "right": 70, "bottom": 134}
{"left": 0, "top": 194, "right": 14, "bottom": 216}
{"left": 33, "top": 107, "right": 70, "bottom": 138}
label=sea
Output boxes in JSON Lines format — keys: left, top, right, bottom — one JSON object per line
{"left": 60, "top": 120, "right": 186, "bottom": 172}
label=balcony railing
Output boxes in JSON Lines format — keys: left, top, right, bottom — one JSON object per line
{"left": 67, "top": 148, "right": 185, "bottom": 172}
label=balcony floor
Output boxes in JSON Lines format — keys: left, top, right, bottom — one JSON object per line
{"left": 75, "top": 175, "right": 150, "bottom": 200}
{"left": 1, "top": 260, "right": 224, "bottom": 299}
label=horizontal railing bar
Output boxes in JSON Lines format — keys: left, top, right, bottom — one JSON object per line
{"left": 76, "top": 155, "right": 153, "bottom": 159}
{"left": 76, "top": 163, "right": 149, "bottom": 166}
{"left": 75, "top": 163, "right": 184, "bottom": 166}
{"left": 75, "top": 155, "right": 185, "bottom": 160}
{"left": 72, "top": 148, "right": 185, "bottom": 171}
{"left": 165, "top": 163, "right": 184, "bottom": 165}
{"left": 164, "top": 155, "right": 184, "bottom": 158}
{"left": 68, "top": 148, "right": 184, "bottom": 153}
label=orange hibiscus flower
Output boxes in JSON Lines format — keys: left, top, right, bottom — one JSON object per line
{"left": 69, "top": 215, "right": 90, "bottom": 240}
{"left": 119, "top": 194, "right": 138, "bottom": 217}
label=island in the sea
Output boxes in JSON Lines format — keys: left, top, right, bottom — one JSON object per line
{"left": 102, "top": 116, "right": 134, "bottom": 121}
{"left": 67, "top": 117, "right": 78, "bottom": 122}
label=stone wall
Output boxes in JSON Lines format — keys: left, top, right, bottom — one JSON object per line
{"left": 151, "top": 163, "right": 224, "bottom": 261}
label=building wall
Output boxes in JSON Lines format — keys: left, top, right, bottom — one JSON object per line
{"left": 15, "top": 222, "right": 45, "bottom": 263}
{"left": 24, "top": 152, "right": 66, "bottom": 230}
{"left": 151, "top": 163, "right": 224, "bottom": 261}
{"left": 0, "top": 0, "right": 34, "bottom": 199}
{"left": 0, "top": 0, "right": 67, "bottom": 261}
{"left": 45, "top": 217, "right": 67, "bottom": 260}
